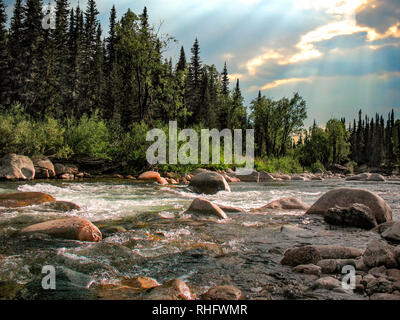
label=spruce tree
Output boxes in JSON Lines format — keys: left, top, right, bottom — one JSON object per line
{"left": 8, "top": 0, "right": 25, "bottom": 106}
{"left": 0, "top": 0, "right": 8, "bottom": 106}
{"left": 176, "top": 46, "right": 186, "bottom": 72}
{"left": 221, "top": 62, "right": 229, "bottom": 96}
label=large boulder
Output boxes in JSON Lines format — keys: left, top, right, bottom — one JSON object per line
{"left": 324, "top": 204, "right": 378, "bottom": 229}
{"left": 20, "top": 217, "right": 102, "bottom": 242}
{"left": 362, "top": 240, "right": 397, "bottom": 268}
{"left": 185, "top": 198, "right": 228, "bottom": 220}
{"left": 189, "top": 171, "right": 230, "bottom": 194}
{"left": 32, "top": 156, "right": 55, "bottom": 179}
{"left": 234, "top": 169, "right": 259, "bottom": 182}
{"left": 0, "top": 192, "right": 55, "bottom": 208}
{"left": 0, "top": 154, "right": 35, "bottom": 180}
{"left": 254, "top": 197, "right": 309, "bottom": 211}
{"left": 381, "top": 222, "right": 400, "bottom": 242}
{"left": 305, "top": 188, "right": 392, "bottom": 224}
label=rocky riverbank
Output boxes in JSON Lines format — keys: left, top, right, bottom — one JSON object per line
{"left": 0, "top": 153, "right": 399, "bottom": 300}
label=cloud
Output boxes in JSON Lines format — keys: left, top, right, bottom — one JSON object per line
{"left": 356, "top": 0, "right": 400, "bottom": 34}
{"left": 253, "top": 77, "right": 312, "bottom": 91}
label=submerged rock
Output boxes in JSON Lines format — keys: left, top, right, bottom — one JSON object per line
{"left": 306, "top": 188, "right": 392, "bottom": 224}
{"left": 362, "top": 240, "right": 397, "bottom": 268}
{"left": 186, "top": 198, "right": 228, "bottom": 220}
{"left": 314, "top": 276, "right": 342, "bottom": 290}
{"left": 254, "top": 197, "right": 309, "bottom": 211}
{"left": 32, "top": 156, "right": 55, "bottom": 179}
{"left": 0, "top": 153, "right": 35, "bottom": 180}
{"left": 324, "top": 204, "right": 378, "bottom": 229}
{"left": 201, "top": 285, "right": 243, "bottom": 300}
{"left": 42, "top": 201, "right": 81, "bottom": 212}
{"left": 20, "top": 217, "right": 102, "bottom": 242}
{"left": 293, "top": 264, "right": 322, "bottom": 276}
{"left": 0, "top": 192, "right": 56, "bottom": 208}
{"left": 189, "top": 171, "right": 230, "bottom": 194}
{"left": 137, "top": 171, "right": 168, "bottom": 185}
{"left": 142, "top": 279, "right": 194, "bottom": 300}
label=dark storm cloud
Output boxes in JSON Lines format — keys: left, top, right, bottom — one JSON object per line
{"left": 356, "top": 0, "right": 400, "bottom": 34}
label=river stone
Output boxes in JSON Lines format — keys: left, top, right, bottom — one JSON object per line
{"left": 314, "top": 276, "right": 342, "bottom": 290}
{"left": 235, "top": 169, "right": 259, "bottom": 182}
{"left": 143, "top": 279, "right": 193, "bottom": 300}
{"left": 120, "top": 276, "right": 160, "bottom": 290}
{"left": 0, "top": 192, "right": 56, "bottom": 208}
{"left": 0, "top": 154, "right": 35, "bottom": 180}
{"left": 293, "top": 264, "right": 322, "bottom": 276}
{"left": 186, "top": 198, "right": 228, "bottom": 220}
{"left": 20, "top": 217, "right": 102, "bottom": 242}
{"left": 259, "top": 171, "right": 275, "bottom": 181}
{"left": 317, "top": 259, "right": 339, "bottom": 274}
{"left": 305, "top": 188, "right": 392, "bottom": 224}
{"left": 370, "top": 293, "right": 400, "bottom": 300}
{"left": 324, "top": 204, "right": 378, "bottom": 229}
{"left": 372, "top": 221, "right": 396, "bottom": 234}
{"left": 363, "top": 240, "right": 397, "bottom": 268}
{"left": 346, "top": 173, "right": 386, "bottom": 182}
{"left": 281, "top": 246, "right": 322, "bottom": 267}
{"left": 255, "top": 197, "right": 310, "bottom": 211}
{"left": 43, "top": 201, "right": 81, "bottom": 212}
{"left": 216, "top": 204, "right": 244, "bottom": 213}
{"left": 32, "top": 156, "right": 55, "bottom": 179}
{"left": 189, "top": 171, "right": 230, "bottom": 194}
{"left": 201, "top": 285, "right": 243, "bottom": 300}
{"left": 314, "top": 245, "right": 362, "bottom": 259}
{"left": 381, "top": 222, "right": 400, "bottom": 242}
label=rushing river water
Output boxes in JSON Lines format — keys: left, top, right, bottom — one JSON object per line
{"left": 0, "top": 178, "right": 399, "bottom": 300}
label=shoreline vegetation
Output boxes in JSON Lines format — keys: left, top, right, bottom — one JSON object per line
{"left": 0, "top": 1, "right": 399, "bottom": 176}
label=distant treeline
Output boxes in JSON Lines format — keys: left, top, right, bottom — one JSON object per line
{"left": 0, "top": 0, "right": 398, "bottom": 172}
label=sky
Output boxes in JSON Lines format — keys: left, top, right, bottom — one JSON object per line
{"left": 4, "top": 0, "right": 400, "bottom": 126}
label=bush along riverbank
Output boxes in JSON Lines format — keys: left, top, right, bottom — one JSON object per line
{"left": 0, "top": 159, "right": 400, "bottom": 300}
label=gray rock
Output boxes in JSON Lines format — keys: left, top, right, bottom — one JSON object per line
{"left": 185, "top": 198, "right": 228, "bottom": 220}
{"left": 235, "top": 169, "right": 259, "bottom": 182}
{"left": 314, "top": 276, "right": 342, "bottom": 290}
{"left": 189, "top": 171, "right": 230, "bottom": 195}
{"left": 381, "top": 222, "right": 400, "bottom": 242}
{"left": 324, "top": 203, "right": 378, "bottom": 229}
{"left": 293, "top": 264, "right": 322, "bottom": 276}
{"left": 306, "top": 188, "right": 392, "bottom": 224}
{"left": 32, "top": 156, "right": 55, "bottom": 179}
{"left": 363, "top": 240, "right": 397, "bottom": 268}
{"left": 0, "top": 153, "right": 35, "bottom": 180}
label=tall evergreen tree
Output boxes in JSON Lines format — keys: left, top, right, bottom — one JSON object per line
{"left": 0, "top": 0, "right": 8, "bottom": 106}
{"left": 221, "top": 62, "right": 229, "bottom": 96}
{"left": 176, "top": 46, "right": 186, "bottom": 72}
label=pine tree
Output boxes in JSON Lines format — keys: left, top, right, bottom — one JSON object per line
{"left": 186, "top": 38, "right": 202, "bottom": 124}
{"left": 20, "top": 0, "right": 45, "bottom": 117}
{"left": 230, "top": 79, "right": 246, "bottom": 129}
{"left": 0, "top": 0, "right": 8, "bottom": 106}
{"left": 221, "top": 62, "right": 229, "bottom": 96}
{"left": 7, "top": 0, "right": 25, "bottom": 106}
{"left": 176, "top": 46, "right": 186, "bottom": 72}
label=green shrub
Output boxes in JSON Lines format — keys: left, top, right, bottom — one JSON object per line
{"left": 311, "top": 161, "right": 325, "bottom": 173}
{"left": 65, "top": 111, "right": 111, "bottom": 159}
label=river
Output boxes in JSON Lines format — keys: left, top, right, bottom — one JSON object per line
{"left": 0, "top": 179, "right": 399, "bottom": 299}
